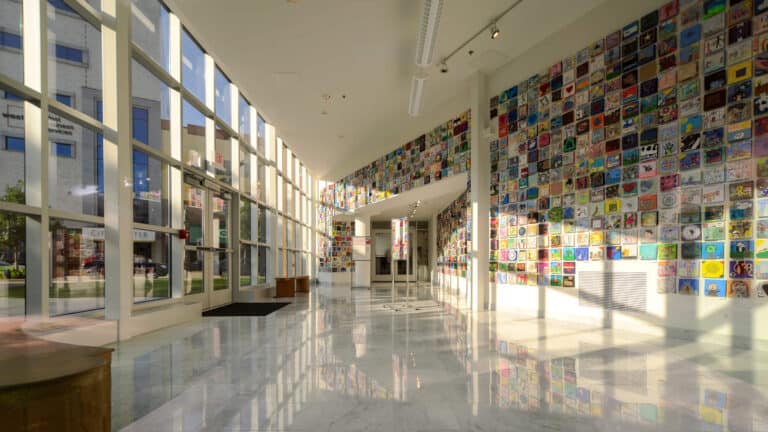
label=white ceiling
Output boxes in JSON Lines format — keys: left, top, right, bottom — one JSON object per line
{"left": 171, "top": 0, "right": 606, "bottom": 180}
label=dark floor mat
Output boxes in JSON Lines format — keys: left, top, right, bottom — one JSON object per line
{"left": 202, "top": 302, "right": 290, "bottom": 317}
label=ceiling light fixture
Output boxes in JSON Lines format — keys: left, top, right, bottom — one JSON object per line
{"left": 490, "top": 22, "right": 500, "bottom": 39}
{"left": 408, "top": 75, "right": 427, "bottom": 117}
{"left": 414, "top": 0, "right": 444, "bottom": 67}
{"left": 441, "top": 0, "right": 524, "bottom": 65}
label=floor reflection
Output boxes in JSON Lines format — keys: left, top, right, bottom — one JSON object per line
{"left": 112, "top": 283, "right": 768, "bottom": 431}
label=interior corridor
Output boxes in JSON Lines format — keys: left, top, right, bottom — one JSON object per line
{"left": 112, "top": 283, "right": 768, "bottom": 432}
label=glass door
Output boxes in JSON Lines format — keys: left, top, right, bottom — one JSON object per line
{"left": 183, "top": 181, "right": 232, "bottom": 309}
{"left": 209, "top": 192, "right": 232, "bottom": 307}
{"left": 373, "top": 230, "right": 392, "bottom": 282}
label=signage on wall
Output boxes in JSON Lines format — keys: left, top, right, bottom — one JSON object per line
{"left": 4, "top": 103, "right": 76, "bottom": 136}
{"left": 81, "top": 228, "right": 157, "bottom": 242}
{"left": 352, "top": 236, "right": 371, "bottom": 261}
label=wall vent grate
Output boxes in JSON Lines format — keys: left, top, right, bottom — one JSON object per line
{"left": 578, "top": 271, "right": 647, "bottom": 313}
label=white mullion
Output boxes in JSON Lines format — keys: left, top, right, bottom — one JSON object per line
{"left": 47, "top": 209, "right": 104, "bottom": 225}
{"left": 168, "top": 12, "right": 184, "bottom": 299}
{"left": 0, "top": 74, "right": 41, "bottom": 101}
{"left": 230, "top": 83, "right": 239, "bottom": 186}
{"left": 204, "top": 53, "right": 214, "bottom": 111}
{"left": 204, "top": 51, "right": 215, "bottom": 179}
{"left": 23, "top": 0, "right": 49, "bottom": 317}
{"left": 102, "top": 0, "right": 134, "bottom": 325}
{"left": 49, "top": 99, "right": 105, "bottom": 132}
{"left": 132, "top": 139, "right": 182, "bottom": 168}
{"left": 61, "top": 0, "right": 101, "bottom": 29}
{"left": 131, "top": 43, "right": 181, "bottom": 92}
{"left": 249, "top": 106, "right": 257, "bottom": 150}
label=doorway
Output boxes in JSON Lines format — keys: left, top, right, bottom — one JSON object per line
{"left": 371, "top": 226, "right": 417, "bottom": 283}
{"left": 183, "top": 179, "right": 232, "bottom": 309}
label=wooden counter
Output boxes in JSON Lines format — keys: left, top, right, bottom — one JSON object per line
{"left": 0, "top": 321, "right": 113, "bottom": 431}
{"left": 275, "top": 277, "right": 296, "bottom": 297}
{"left": 295, "top": 275, "right": 310, "bottom": 293}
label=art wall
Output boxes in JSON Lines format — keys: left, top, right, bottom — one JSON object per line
{"left": 436, "top": 188, "right": 472, "bottom": 279}
{"left": 318, "top": 220, "right": 354, "bottom": 273}
{"left": 322, "top": 112, "right": 471, "bottom": 211}
{"left": 488, "top": 0, "right": 768, "bottom": 345}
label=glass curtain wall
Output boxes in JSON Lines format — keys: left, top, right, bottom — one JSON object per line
{"left": 0, "top": 0, "right": 318, "bottom": 318}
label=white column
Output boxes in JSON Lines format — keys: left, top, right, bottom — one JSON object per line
{"left": 102, "top": 0, "right": 134, "bottom": 329}
{"left": 353, "top": 215, "right": 370, "bottom": 288}
{"left": 429, "top": 212, "right": 437, "bottom": 285}
{"left": 169, "top": 13, "right": 184, "bottom": 299}
{"left": 469, "top": 72, "right": 490, "bottom": 311}
{"left": 23, "top": 0, "right": 48, "bottom": 318}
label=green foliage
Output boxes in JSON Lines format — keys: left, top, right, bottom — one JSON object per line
{"left": 0, "top": 180, "right": 25, "bottom": 270}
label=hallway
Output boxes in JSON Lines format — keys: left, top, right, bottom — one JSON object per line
{"left": 113, "top": 284, "right": 768, "bottom": 431}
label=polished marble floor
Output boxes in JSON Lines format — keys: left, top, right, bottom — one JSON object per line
{"left": 112, "top": 283, "right": 768, "bottom": 431}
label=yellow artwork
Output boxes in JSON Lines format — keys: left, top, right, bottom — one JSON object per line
{"left": 727, "top": 60, "right": 752, "bottom": 83}
{"left": 590, "top": 231, "right": 604, "bottom": 245}
{"left": 701, "top": 260, "right": 725, "bottom": 278}
{"left": 605, "top": 199, "right": 621, "bottom": 214}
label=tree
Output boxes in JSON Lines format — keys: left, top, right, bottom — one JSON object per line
{"left": 0, "top": 180, "right": 25, "bottom": 270}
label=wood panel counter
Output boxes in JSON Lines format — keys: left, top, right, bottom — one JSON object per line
{"left": 0, "top": 321, "right": 113, "bottom": 431}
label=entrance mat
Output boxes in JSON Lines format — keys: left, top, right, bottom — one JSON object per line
{"left": 202, "top": 302, "right": 290, "bottom": 317}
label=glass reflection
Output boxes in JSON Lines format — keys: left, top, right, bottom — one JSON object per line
{"left": 0, "top": 210, "right": 25, "bottom": 317}
{"left": 49, "top": 218, "right": 105, "bottom": 315}
{"left": 0, "top": 0, "right": 23, "bottom": 81}
{"left": 47, "top": 2, "right": 103, "bottom": 120}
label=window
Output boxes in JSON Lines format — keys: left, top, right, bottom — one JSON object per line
{"left": 240, "top": 200, "right": 253, "bottom": 241}
{"left": 239, "top": 148, "right": 251, "bottom": 194}
{"left": 239, "top": 95, "right": 251, "bottom": 144}
{"left": 182, "top": 99, "right": 207, "bottom": 170}
{"left": 3, "top": 92, "right": 22, "bottom": 101}
{"left": 131, "top": 59, "right": 171, "bottom": 154}
{"left": 49, "top": 219, "right": 105, "bottom": 316}
{"left": 181, "top": 29, "right": 205, "bottom": 104}
{"left": 133, "top": 107, "right": 149, "bottom": 144}
{"left": 47, "top": 5, "right": 102, "bottom": 120}
{"left": 256, "top": 114, "right": 266, "bottom": 155}
{"left": 48, "top": 126, "right": 103, "bottom": 216}
{"left": 55, "top": 44, "right": 85, "bottom": 64}
{"left": 133, "top": 231, "right": 171, "bottom": 303}
{"left": 131, "top": 0, "right": 171, "bottom": 71}
{"left": 48, "top": 0, "right": 76, "bottom": 13}
{"left": 258, "top": 205, "right": 268, "bottom": 243}
{"left": 239, "top": 246, "right": 252, "bottom": 287}
{"left": 54, "top": 142, "right": 74, "bottom": 158}
{"left": 214, "top": 67, "right": 231, "bottom": 126}
{"left": 55, "top": 93, "right": 72, "bottom": 106}
{"left": 133, "top": 150, "right": 170, "bottom": 226}
{"left": 0, "top": 31, "right": 22, "bottom": 50}
{"left": 214, "top": 125, "right": 231, "bottom": 183}
{"left": 0, "top": 210, "right": 26, "bottom": 317}
{"left": 4, "top": 137, "right": 24, "bottom": 152}
{"left": 258, "top": 245, "right": 268, "bottom": 283}
{"left": 257, "top": 161, "right": 266, "bottom": 201}
{"left": 0, "top": 0, "right": 22, "bottom": 81}
{"left": 1, "top": 99, "right": 25, "bottom": 204}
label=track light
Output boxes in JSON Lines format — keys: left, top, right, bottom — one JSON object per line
{"left": 490, "top": 22, "right": 500, "bottom": 40}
